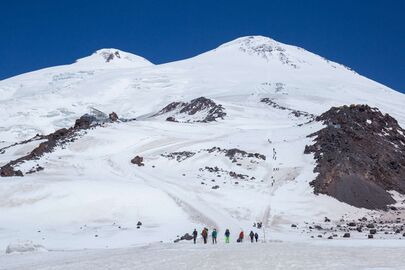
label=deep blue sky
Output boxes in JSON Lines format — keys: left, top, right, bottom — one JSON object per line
{"left": 1, "top": 0, "right": 404, "bottom": 92}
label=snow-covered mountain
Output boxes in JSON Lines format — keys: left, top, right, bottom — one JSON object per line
{"left": 0, "top": 35, "right": 404, "bottom": 250}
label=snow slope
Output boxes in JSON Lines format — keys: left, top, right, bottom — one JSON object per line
{"left": 0, "top": 35, "right": 404, "bottom": 252}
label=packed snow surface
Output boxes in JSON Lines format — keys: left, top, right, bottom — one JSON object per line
{"left": 1, "top": 241, "right": 405, "bottom": 270}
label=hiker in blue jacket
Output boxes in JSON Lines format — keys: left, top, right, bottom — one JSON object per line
{"left": 212, "top": 228, "right": 218, "bottom": 244}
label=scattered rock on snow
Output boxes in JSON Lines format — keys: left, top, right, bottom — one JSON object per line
{"left": 161, "top": 151, "right": 195, "bottom": 162}
{"left": 261, "top": 97, "right": 315, "bottom": 120}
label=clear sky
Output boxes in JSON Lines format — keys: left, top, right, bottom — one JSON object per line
{"left": 1, "top": 0, "right": 404, "bottom": 93}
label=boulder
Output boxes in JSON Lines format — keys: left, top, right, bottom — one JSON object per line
{"left": 74, "top": 114, "right": 97, "bottom": 129}
{"left": 166, "top": 116, "right": 177, "bottom": 122}
{"left": 131, "top": 156, "right": 144, "bottom": 166}
{"left": 109, "top": 112, "right": 119, "bottom": 122}
{"left": 343, "top": 233, "right": 350, "bottom": 238}
{"left": 0, "top": 165, "right": 23, "bottom": 177}
{"left": 181, "top": 233, "right": 193, "bottom": 241}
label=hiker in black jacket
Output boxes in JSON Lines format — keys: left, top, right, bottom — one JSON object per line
{"left": 192, "top": 229, "right": 198, "bottom": 244}
{"left": 249, "top": 231, "right": 255, "bottom": 243}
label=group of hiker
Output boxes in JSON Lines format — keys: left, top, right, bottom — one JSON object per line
{"left": 192, "top": 228, "right": 260, "bottom": 244}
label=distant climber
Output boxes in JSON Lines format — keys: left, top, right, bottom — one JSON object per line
{"left": 212, "top": 228, "right": 217, "bottom": 244}
{"left": 237, "top": 231, "right": 244, "bottom": 243}
{"left": 249, "top": 231, "right": 255, "bottom": 243}
{"left": 201, "top": 228, "right": 208, "bottom": 244}
{"left": 254, "top": 232, "right": 259, "bottom": 242}
{"left": 225, "top": 229, "right": 230, "bottom": 243}
{"left": 192, "top": 229, "right": 198, "bottom": 244}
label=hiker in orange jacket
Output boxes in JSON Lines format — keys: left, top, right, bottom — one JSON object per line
{"left": 201, "top": 228, "right": 208, "bottom": 244}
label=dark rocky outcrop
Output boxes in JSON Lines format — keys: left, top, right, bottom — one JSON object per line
{"left": 261, "top": 98, "right": 315, "bottom": 120}
{"left": 156, "top": 97, "right": 226, "bottom": 123}
{"left": 161, "top": 151, "right": 195, "bottom": 162}
{"left": 0, "top": 111, "right": 119, "bottom": 177}
{"left": 0, "top": 127, "right": 77, "bottom": 177}
{"left": 158, "top": 102, "right": 186, "bottom": 115}
{"left": 0, "top": 165, "right": 23, "bottom": 177}
{"left": 74, "top": 114, "right": 97, "bottom": 129}
{"left": 305, "top": 104, "right": 405, "bottom": 209}
{"left": 26, "top": 165, "right": 44, "bottom": 174}
{"left": 101, "top": 50, "right": 121, "bottom": 62}
{"left": 206, "top": 147, "right": 266, "bottom": 162}
{"left": 199, "top": 166, "right": 253, "bottom": 181}
{"left": 0, "top": 134, "right": 45, "bottom": 156}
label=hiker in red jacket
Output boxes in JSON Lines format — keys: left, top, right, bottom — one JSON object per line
{"left": 201, "top": 228, "right": 208, "bottom": 244}
{"left": 237, "top": 230, "right": 244, "bottom": 242}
